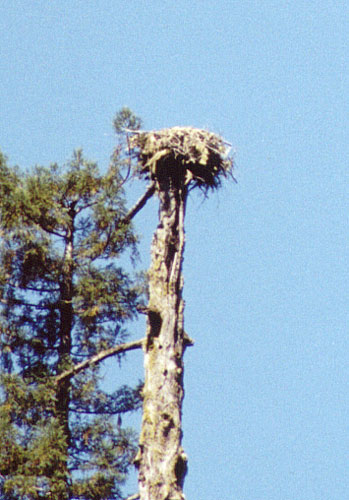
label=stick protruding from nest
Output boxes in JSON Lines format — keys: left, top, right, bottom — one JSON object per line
{"left": 126, "top": 126, "right": 235, "bottom": 191}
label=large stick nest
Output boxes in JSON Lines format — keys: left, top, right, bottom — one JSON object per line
{"left": 128, "top": 127, "right": 234, "bottom": 191}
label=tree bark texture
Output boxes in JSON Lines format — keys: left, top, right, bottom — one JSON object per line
{"left": 136, "top": 175, "right": 188, "bottom": 500}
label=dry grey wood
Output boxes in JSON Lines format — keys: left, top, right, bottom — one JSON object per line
{"left": 135, "top": 176, "right": 188, "bottom": 500}
{"left": 56, "top": 338, "right": 144, "bottom": 383}
{"left": 128, "top": 127, "right": 233, "bottom": 500}
{"left": 123, "top": 182, "right": 156, "bottom": 223}
{"left": 124, "top": 494, "right": 140, "bottom": 500}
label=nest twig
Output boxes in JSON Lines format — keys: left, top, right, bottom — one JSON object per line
{"left": 127, "top": 126, "right": 234, "bottom": 191}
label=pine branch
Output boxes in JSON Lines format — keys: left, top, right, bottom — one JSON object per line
{"left": 0, "top": 298, "right": 56, "bottom": 310}
{"left": 123, "top": 183, "right": 156, "bottom": 224}
{"left": 56, "top": 338, "right": 144, "bottom": 383}
{"left": 25, "top": 285, "right": 60, "bottom": 293}
{"left": 22, "top": 209, "right": 65, "bottom": 238}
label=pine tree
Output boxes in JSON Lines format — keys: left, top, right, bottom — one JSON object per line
{"left": 0, "top": 143, "right": 143, "bottom": 500}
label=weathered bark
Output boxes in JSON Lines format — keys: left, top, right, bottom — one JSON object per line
{"left": 135, "top": 172, "right": 189, "bottom": 500}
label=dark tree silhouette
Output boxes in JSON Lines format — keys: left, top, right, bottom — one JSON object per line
{"left": 0, "top": 147, "right": 143, "bottom": 500}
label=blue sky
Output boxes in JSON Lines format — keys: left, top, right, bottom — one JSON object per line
{"left": 1, "top": 1, "right": 348, "bottom": 499}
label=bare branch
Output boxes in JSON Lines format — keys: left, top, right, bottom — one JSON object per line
{"left": 122, "top": 183, "right": 156, "bottom": 224}
{"left": 124, "top": 494, "right": 140, "bottom": 500}
{"left": 56, "top": 338, "right": 144, "bottom": 383}
{"left": 120, "top": 127, "right": 144, "bottom": 135}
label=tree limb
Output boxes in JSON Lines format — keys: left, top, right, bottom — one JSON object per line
{"left": 122, "top": 183, "right": 156, "bottom": 224}
{"left": 124, "top": 494, "right": 140, "bottom": 500}
{"left": 56, "top": 338, "right": 144, "bottom": 383}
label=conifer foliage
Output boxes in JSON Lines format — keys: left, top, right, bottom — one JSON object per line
{"left": 0, "top": 144, "right": 142, "bottom": 499}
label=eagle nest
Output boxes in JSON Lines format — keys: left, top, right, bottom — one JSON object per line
{"left": 128, "top": 127, "right": 234, "bottom": 191}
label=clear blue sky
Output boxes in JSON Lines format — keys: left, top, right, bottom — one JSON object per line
{"left": 1, "top": 1, "right": 348, "bottom": 499}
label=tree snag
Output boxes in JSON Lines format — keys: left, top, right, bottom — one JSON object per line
{"left": 129, "top": 127, "right": 234, "bottom": 500}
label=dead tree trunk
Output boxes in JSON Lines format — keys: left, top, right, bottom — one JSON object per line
{"left": 135, "top": 173, "right": 189, "bottom": 500}
{"left": 128, "top": 126, "right": 233, "bottom": 500}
